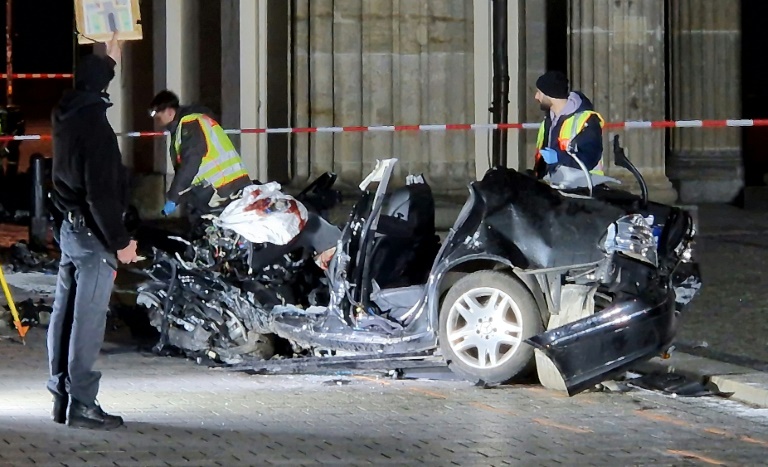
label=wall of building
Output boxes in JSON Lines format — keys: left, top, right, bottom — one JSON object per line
{"left": 126, "top": 0, "right": 750, "bottom": 216}
{"left": 667, "top": 0, "right": 743, "bottom": 203}
{"left": 517, "top": 0, "right": 746, "bottom": 204}
{"left": 120, "top": 0, "right": 529, "bottom": 219}
{"left": 290, "top": 0, "right": 477, "bottom": 193}
{"left": 519, "top": 0, "right": 548, "bottom": 169}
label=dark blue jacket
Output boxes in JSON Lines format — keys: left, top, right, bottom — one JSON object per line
{"left": 534, "top": 92, "right": 603, "bottom": 178}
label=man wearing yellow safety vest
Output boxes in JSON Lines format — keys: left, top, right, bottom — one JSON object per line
{"left": 532, "top": 71, "right": 605, "bottom": 180}
{"left": 148, "top": 90, "right": 251, "bottom": 217}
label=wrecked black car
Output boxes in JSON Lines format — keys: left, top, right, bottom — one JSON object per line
{"left": 136, "top": 136, "right": 701, "bottom": 395}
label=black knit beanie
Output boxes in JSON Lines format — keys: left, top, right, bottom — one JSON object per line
{"left": 536, "top": 71, "right": 569, "bottom": 99}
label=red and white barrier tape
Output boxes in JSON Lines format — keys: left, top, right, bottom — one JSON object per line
{"left": 1, "top": 118, "right": 767, "bottom": 142}
{"left": 1, "top": 73, "right": 73, "bottom": 79}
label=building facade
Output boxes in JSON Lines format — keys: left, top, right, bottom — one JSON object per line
{"left": 108, "top": 0, "right": 744, "bottom": 217}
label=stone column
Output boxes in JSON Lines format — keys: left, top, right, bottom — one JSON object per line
{"left": 137, "top": 0, "right": 200, "bottom": 219}
{"left": 165, "top": 0, "right": 199, "bottom": 105}
{"left": 668, "top": 0, "right": 742, "bottom": 203}
{"left": 291, "top": 0, "right": 333, "bottom": 186}
{"left": 125, "top": 0, "right": 157, "bottom": 175}
{"left": 569, "top": 0, "right": 677, "bottom": 203}
{"left": 520, "top": 0, "right": 548, "bottom": 170}
{"left": 473, "top": 0, "right": 524, "bottom": 178}
{"left": 220, "top": 0, "right": 241, "bottom": 150}
{"left": 220, "top": 0, "right": 240, "bottom": 135}
{"left": 152, "top": 0, "right": 200, "bottom": 176}
{"left": 152, "top": 0, "right": 168, "bottom": 177}
{"left": 239, "top": 0, "right": 269, "bottom": 182}
{"left": 291, "top": 0, "right": 475, "bottom": 194}
{"left": 96, "top": 44, "right": 131, "bottom": 167}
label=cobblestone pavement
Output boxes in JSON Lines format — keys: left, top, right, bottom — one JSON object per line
{"left": 1, "top": 328, "right": 768, "bottom": 466}
{"left": 678, "top": 232, "right": 768, "bottom": 362}
{"left": 677, "top": 205, "right": 768, "bottom": 363}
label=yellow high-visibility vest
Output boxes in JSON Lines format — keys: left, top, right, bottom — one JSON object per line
{"left": 535, "top": 110, "right": 606, "bottom": 175}
{"left": 174, "top": 113, "right": 249, "bottom": 189}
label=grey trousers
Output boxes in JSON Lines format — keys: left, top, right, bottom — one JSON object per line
{"left": 46, "top": 220, "right": 117, "bottom": 405}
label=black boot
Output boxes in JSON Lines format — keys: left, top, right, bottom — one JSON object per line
{"left": 52, "top": 394, "right": 67, "bottom": 424}
{"left": 66, "top": 399, "right": 124, "bottom": 430}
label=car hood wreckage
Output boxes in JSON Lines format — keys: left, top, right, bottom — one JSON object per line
{"left": 135, "top": 136, "right": 702, "bottom": 396}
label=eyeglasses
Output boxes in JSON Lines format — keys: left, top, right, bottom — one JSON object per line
{"left": 148, "top": 109, "right": 158, "bottom": 117}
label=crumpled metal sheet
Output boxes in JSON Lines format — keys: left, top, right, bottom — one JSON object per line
{"left": 628, "top": 372, "right": 732, "bottom": 398}
{"left": 527, "top": 289, "right": 676, "bottom": 396}
{"left": 453, "top": 168, "right": 629, "bottom": 271}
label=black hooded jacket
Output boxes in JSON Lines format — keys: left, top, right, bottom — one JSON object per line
{"left": 51, "top": 55, "right": 131, "bottom": 252}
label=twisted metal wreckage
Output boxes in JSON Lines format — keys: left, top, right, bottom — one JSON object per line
{"left": 134, "top": 136, "right": 702, "bottom": 395}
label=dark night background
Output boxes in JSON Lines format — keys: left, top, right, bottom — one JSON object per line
{"left": 0, "top": 0, "right": 90, "bottom": 171}
{"left": 1, "top": 0, "right": 78, "bottom": 113}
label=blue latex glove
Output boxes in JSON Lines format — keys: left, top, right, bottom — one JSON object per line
{"left": 162, "top": 201, "right": 177, "bottom": 216}
{"left": 540, "top": 148, "right": 559, "bottom": 164}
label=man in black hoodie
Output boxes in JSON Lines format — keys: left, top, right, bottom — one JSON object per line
{"left": 47, "top": 35, "right": 138, "bottom": 430}
{"left": 148, "top": 90, "right": 251, "bottom": 219}
{"left": 532, "top": 71, "right": 605, "bottom": 179}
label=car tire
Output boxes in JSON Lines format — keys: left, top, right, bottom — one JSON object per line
{"left": 439, "top": 271, "right": 543, "bottom": 385}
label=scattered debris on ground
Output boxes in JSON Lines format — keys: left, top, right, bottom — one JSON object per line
{"left": 627, "top": 371, "right": 733, "bottom": 398}
{"left": 18, "top": 299, "right": 51, "bottom": 327}
{"left": 322, "top": 379, "right": 351, "bottom": 386}
{"left": 5, "top": 242, "right": 58, "bottom": 273}
{"left": 1, "top": 299, "right": 52, "bottom": 329}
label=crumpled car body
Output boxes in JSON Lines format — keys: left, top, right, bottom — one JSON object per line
{"left": 135, "top": 173, "right": 340, "bottom": 362}
{"left": 260, "top": 154, "right": 700, "bottom": 395}
{"left": 137, "top": 151, "right": 701, "bottom": 396}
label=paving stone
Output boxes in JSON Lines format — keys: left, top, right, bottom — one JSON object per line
{"left": 1, "top": 318, "right": 767, "bottom": 465}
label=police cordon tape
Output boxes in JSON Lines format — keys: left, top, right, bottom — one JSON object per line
{"left": 1, "top": 73, "right": 74, "bottom": 79}
{"left": 2, "top": 118, "right": 768, "bottom": 142}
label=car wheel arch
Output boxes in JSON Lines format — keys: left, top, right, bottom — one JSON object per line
{"left": 432, "top": 257, "right": 549, "bottom": 328}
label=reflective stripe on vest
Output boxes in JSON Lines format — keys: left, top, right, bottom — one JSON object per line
{"left": 535, "top": 111, "right": 606, "bottom": 175}
{"left": 535, "top": 122, "right": 546, "bottom": 164}
{"left": 174, "top": 113, "right": 249, "bottom": 190}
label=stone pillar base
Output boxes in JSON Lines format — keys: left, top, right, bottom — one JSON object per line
{"left": 647, "top": 176, "right": 679, "bottom": 205}
{"left": 677, "top": 180, "right": 743, "bottom": 205}
{"left": 669, "top": 1, "right": 741, "bottom": 203}
{"left": 669, "top": 151, "right": 744, "bottom": 204}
